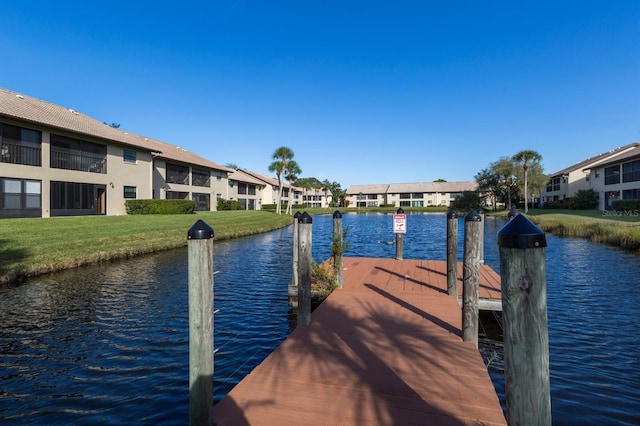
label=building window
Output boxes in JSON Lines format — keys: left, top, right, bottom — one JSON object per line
{"left": 546, "top": 177, "right": 561, "bottom": 192}
{"left": 622, "top": 188, "right": 640, "bottom": 199}
{"left": 216, "top": 172, "right": 222, "bottom": 181}
{"left": 399, "top": 193, "right": 411, "bottom": 199}
{"left": 192, "top": 168, "right": 211, "bottom": 187}
{"left": 50, "top": 134, "right": 107, "bottom": 174}
{"left": 622, "top": 160, "right": 640, "bottom": 183}
{"left": 124, "top": 186, "right": 137, "bottom": 199}
{"left": 367, "top": 194, "right": 377, "bottom": 200}
{"left": 604, "top": 166, "right": 620, "bottom": 185}
{"left": 237, "top": 182, "right": 248, "bottom": 195}
{"left": 193, "top": 193, "right": 210, "bottom": 211}
{"left": 50, "top": 181, "right": 105, "bottom": 216}
{"left": 0, "top": 123, "right": 42, "bottom": 167}
{"left": 0, "top": 178, "right": 41, "bottom": 217}
{"left": 166, "top": 191, "right": 188, "bottom": 200}
{"left": 412, "top": 200, "right": 424, "bottom": 207}
{"left": 248, "top": 184, "right": 256, "bottom": 196}
{"left": 400, "top": 201, "right": 411, "bottom": 207}
{"left": 123, "top": 149, "right": 137, "bottom": 163}
{"left": 412, "top": 193, "right": 423, "bottom": 199}
{"left": 166, "top": 163, "right": 189, "bottom": 185}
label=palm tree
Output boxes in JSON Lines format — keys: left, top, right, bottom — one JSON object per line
{"left": 284, "top": 160, "right": 301, "bottom": 215}
{"left": 268, "top": 146, "right": 294, "bottom": 214}
{"left": 513, "top": 150, "right": 543, "bottom": 213}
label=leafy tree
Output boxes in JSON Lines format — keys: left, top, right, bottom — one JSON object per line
{"left": 434, "top": 178, "right": 447, "bottom": 182}
{"left": 450, "top": 191, "right": 481, "bottom": 212}
{"left": 284, "top": 160, "right": 301, "bottom": 215}
{"left": 475, "top": 167, "right": 502, "bottom": 211}
{"left": 492, "top": 157, "right": 518, "bottom": 210}
{"left": 268, "top": 146, "right": 294, "bottom": 215}
{"left": 225, "top": 162, "right": 240, "bottom": 169}
{"left": 513, "top": 150, "right": 543, "bottom": 213}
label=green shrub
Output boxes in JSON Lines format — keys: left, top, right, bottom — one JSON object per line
{"left": 216, "top": 198, "right": 243, "bottom": 211}
{"left": 568, "top": 189, "right": 599, "bottom": 210}
{"left": 612, "top": 199, "right": 640, "bottom": 212}
{"left": 125, "top": 199, "right": 195, "bottom": 215}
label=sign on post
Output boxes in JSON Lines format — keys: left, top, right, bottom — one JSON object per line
{"left": 393, "top": 213, "right": 407, "bottom": 234}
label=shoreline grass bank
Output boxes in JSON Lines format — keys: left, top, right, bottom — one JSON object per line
{"left": 0, "top": 211, "right": 293, "bottom": 286}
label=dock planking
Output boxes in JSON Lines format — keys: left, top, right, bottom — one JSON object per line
{"left": 213, "top": 257, "right": 506, "bottom": 425}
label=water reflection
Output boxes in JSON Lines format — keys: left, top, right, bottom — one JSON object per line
{"left": 1, "top": 213, "right": 639, "bottom": 425}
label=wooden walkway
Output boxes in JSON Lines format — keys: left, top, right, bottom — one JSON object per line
{"left": 213, "top": 257, "right": 506, "bottom": 425}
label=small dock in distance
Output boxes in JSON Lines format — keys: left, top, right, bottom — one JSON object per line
{"left": 213, "top": 257, "right": 506, "bottom": 425}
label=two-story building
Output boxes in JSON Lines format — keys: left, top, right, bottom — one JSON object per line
{"left": 583, "top": 143, "right": 640, "bottom": 210}
{"left": 346, "top": 182, "right": 477, "bottom": 208}
{"left": 0, "top": 88, "right": 232, "bottom": 218}
{"left": 541, "top": 143, "right": 639, "bottom": 206}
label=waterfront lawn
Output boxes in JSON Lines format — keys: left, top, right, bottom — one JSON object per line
{"left": 525, "top": 209, "right": 640, "bottom": 250}
{"left": 0, "top": 211, "right": 293, "bottom": 285}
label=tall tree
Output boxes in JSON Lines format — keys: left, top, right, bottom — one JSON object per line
{"left": 513, "top": 150, "right": 543, "bottom": 213}
{"left": 284, "top": 160, "right": 301, "bottom": 215}
{"left": 475, "top": 167, "right": 501, "bottom": 211}
{"left": 268, "top": 146, "right": 294, "bottom": 214}
{"left": 493, "top": 157, "right": 518, "bottom": 211}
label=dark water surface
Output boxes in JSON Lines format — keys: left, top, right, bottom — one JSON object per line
{"left": 1, "top": 213, "right": 639, "bottom": 424}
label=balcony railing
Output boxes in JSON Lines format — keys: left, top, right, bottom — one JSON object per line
{"left": 0, "top": 143, "right": 42, "bottom": 166}
{"left": 51, "top": 149, "right": 107, "bottom": 174}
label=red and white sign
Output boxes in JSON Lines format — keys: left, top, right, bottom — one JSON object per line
{"left": 393, "top": 214, "right": 406, "bottom": 234}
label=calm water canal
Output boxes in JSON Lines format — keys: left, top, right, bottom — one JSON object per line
{"left": 1, "top": 213, "right": 639, "bottom": 424}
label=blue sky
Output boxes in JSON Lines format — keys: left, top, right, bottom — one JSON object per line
{"left": 2, "top": 1, "right": 639, "bottom": 188}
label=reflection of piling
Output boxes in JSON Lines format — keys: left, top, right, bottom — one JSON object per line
{"left": 446, "top": 209, "right": 458, "bottom": 297}
{"left": 462, "top": 209, "right": 482, "bottom": 347}
{"left": 333, "top": 210, "right": 344, "bottom": 289}
{"left": 297, "top": 212, "right": 313, "bottom": 326}
{"left": 187, "top": 220, "right": 214, "bottom": 426}
{"left": 498, "top": 214, "right": 551, "bottom": 426}
{"left": 395, "top": 208, "right": 404, "bottom": 260}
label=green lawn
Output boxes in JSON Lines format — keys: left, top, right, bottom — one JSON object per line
{"left": 0, "top": 211, "right": 293, "bottom": 285}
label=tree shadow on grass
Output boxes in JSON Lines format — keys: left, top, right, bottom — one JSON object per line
{"left": 0, "top": 238, "right": 30, "bottom": 286}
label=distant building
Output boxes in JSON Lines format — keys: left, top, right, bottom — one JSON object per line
{"left": 541, "top": 143, "right": 640, "bottom": 208}
{"left": 346, "top": 182, "right": 477, "bottom": 208}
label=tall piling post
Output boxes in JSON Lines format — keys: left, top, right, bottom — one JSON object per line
{"left": 498, "top": 214, "right": 551, "bottom": 426}
{"left": 333, "top": 210, "right": 344, "bottom": 289}
{"left": 297, "top": 212, "right": 313, "bottom": 326}
{"left": 292, "top": 211, "right": 301, "bottom": 286}
{"left": 476, "top": 208, "right": 485, "bottom": 264}
{"left": 187, "top": 220, "right": 215, "bottom": 426}
{"left": 462, "top": 209, "right": 482, "bottom": 346}
{"left": 395, "top": 208, "right": 405, "bottom": 260}
{"left": 446, "top": 209, "right": 458, "bottom": 297}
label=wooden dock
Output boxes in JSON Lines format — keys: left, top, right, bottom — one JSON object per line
{"left": 213, "top": 257, "right": 506, "bottom": 425}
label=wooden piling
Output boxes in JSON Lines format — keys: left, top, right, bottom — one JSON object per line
{"left": 292, "top": 211, "right": 301, "bottom": 287}
{"left": 297, "top": 212, "right": 313, "bottom": 326}
{"left": 333, "top": 210, "right": 344, "bottom": 289}
{"left": 446, "top": 209, "right": 458, "bottom": 297}
{"left": 498, "top": 214, "right": 551, "bottom": 426}
{"left": 462, "top": 209, "right": 482, "bottom": 347}
{"left": 187, "top": 220, "right": 215, "bottom": 426}
{"left": 395, "top": 208, "right": 405, "bottom": 260}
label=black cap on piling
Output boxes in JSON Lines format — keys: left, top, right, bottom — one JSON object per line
{"left": 294, "top": 211, "right": 301, "bottom": 219}
{"left": 497, "top": 213, "right": 546, "bottom": 248}
{"left": 333, "top": 210, "right": 342, "bottom": 218}
{"left": 447, "top": 209, "right": 458, "bottom": 219}
{"left": 298, "top": 211, "right": 313, "bottom": 224}
{"left": 397, "top": 208, "right": 405, "bottom": 214}
{"left": 507, "top": 208, "right": 519, "bottom": 219}
{"left": 465, "top": 209, "right": 482, "bottom": 222}
{"left": 187, "top": 219, "right": 214, "bottom": 240}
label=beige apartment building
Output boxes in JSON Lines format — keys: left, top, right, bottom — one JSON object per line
{"left": 346, "top": 182, "right": 477, "bottom": 208}
{"left": 0, "top": 88, "right": 232, "bottom": 218}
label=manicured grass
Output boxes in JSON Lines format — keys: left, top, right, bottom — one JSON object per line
{"left": 0, "top": 211, "right": 293, "bottom": 285}
{"left": 514, "top": 209, "right": 640, "bottom": 251}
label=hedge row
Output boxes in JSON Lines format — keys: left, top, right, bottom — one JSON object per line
{"left": 125, "top": 199, "right": 195, "bottom": 215}
{"left": 612, "top": 199, "right": 640, "bottom": 212}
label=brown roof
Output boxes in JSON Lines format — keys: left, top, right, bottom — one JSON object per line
{"left": 347, "top": 181, "right": 477, "bottom": 195}
{"left": 582, "top": 143, "right": 640, "bottom": 171}
{"left": 547, "top": 142, "right": 640, "bottom": 176}
{"left": 0, "top": 88, "right": 231, "bottom": 172}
